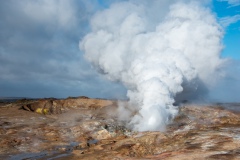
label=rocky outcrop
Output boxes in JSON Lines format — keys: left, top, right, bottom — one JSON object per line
{"left": 20, "top": 97, "right": 114, "bottom": 114}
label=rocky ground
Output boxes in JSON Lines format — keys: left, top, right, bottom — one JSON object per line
{"left": 0, "top": 97, "right": 240, "bottom": 160}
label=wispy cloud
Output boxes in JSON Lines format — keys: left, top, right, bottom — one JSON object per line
{"left": 218, "top": 0, "right": 240, "bottom": 7}
{"left": 220, "top": 14, "right": 240, "bottom": 27}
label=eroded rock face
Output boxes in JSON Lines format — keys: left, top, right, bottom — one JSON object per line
{"left": 21, "top": 97, "right": 114, "bottom": 114}
{"left": 0, "top": 98, "right": 240, "bottom": 160}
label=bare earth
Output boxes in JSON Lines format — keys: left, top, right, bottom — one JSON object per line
{"left": 0, "top": 97, "right": 240, "bottom": 160}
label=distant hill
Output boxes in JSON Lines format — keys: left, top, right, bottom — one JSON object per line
{"left": 0, "top": 97, "right": 36, "bottom": 103}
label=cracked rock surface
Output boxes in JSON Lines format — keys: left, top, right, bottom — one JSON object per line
{"left": 0, "top": 97, "right": 240, "bottom": 160}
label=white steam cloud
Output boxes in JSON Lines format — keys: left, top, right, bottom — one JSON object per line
{"left": 80, "top": 0, "right": 224, "bottom": 131}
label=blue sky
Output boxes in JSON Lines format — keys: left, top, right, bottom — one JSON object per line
{"left": 212, "top": 0, "right": 240, "bottom": 59}
{"left": 0, "top": 0, "right": 239, "bottom": 100}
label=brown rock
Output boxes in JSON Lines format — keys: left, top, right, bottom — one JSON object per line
{"left": 1, "top": 98, "right": 240, "bottom": 160}
{"left": 93, "top": 129, "right": 112, "bottom": 140}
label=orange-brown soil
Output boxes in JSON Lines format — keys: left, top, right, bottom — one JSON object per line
{"left": 0, "top": 97, "right": 240, "bottom": 160}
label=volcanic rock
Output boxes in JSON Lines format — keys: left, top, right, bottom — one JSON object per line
{"left": 0, "top": 98, "right": 240, "bottom": 159}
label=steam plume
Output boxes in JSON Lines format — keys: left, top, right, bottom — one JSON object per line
{"left": 80, "top": 0, "right": 224, "bottom": 131}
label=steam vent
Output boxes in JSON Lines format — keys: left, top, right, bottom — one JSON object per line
{"left": 0, "top": 97, "right": 240, "bottom": 159}
{"left": 1, "top": 0, "right": 240, "bottom": 159}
